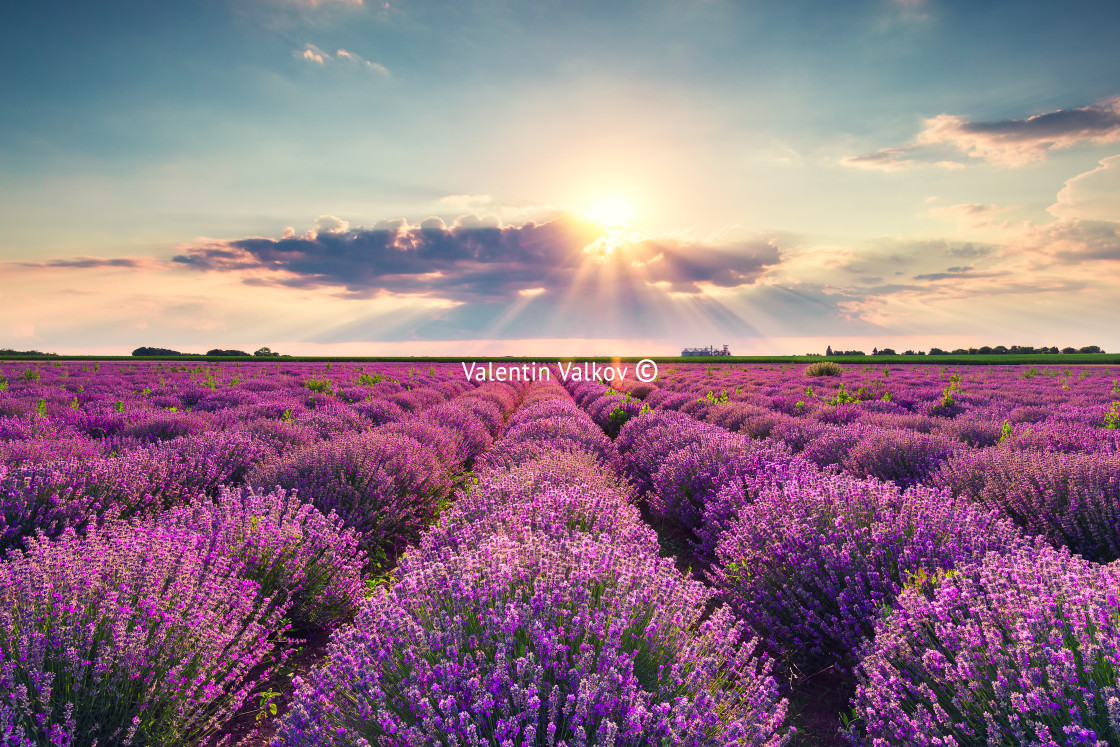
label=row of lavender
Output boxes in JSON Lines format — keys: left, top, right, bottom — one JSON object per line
{"left": 0, "top": 360, "right": 528, "bottom": 744}
{"left": 274, "top": 380, "right": 791, "bottom": 745}
{"left": 594, "top": 363, "right": 1120, "bottom": 563}
{"left": 565, "top": 372, "right": 1120, "bottom": 745}
{"left": 0, "top": 361, "right": 479, "bottom": 468}
{"left": 635, "top": 363, "right": 1120, "bottom": 485}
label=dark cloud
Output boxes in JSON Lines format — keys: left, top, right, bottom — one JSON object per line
{"left": 19, "top": 257, "right": 144, "bottom": 269}
{"left": 846, "top": 95, "right": 1120, "bottom": 168}
{"left": 951, "top": 105, "right": 1120, "bottom": 141}
{"left": 912, "top": 270, "right": 1009, "bottom": 281}
{"left": 922, "top": 98, "right": 1120, "bottom": 164}
{"left": 173, "top": 215, "right": 781, "bottom": 301}
{"left": 946, "top": 242, "right": 991, "bottom": 258}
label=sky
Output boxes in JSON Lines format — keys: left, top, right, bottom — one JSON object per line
{"left": 2, "top": 0, "right": 1119, "bottom": 356}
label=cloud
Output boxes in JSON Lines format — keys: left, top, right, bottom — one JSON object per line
{"left": 314, "top": 214, "right": 350, "bottom": 233}
{"left": 1049, "top": 156, "right": 1120, "bottom": 222}
{"left": 335, "top": 48, "right": 389, "bottom": 75}
{"left": 15, "top": 257, "right": 149, "bottom": 269}
{"left": 172, "top": 214, "right": 782, "bottom": 302}
{"left": 841, "top": 149, "right": 915, "bottom": 172}
{"left": 929, "top": 202, "right": 1012, "bottom": 228}
{"left": 841, "top": 150, "right": 965, "bottom": 172}
{"left": 916, "top": 96, "right": 1120, "bottom": 166}
{"left": 1008, "top": 219, "right": 1120, "bottom": 265}
{"left": 912, "top": 267, "right": 1009, "bottom": 281}
{"left": 13, "top": 213, "right": 1120, "bottom": 349}
{"left": 843, "top": 95, "right": 1120, "bottom": 170}
{"left": 299, "top": 44, "right": 327, "bottom": 64}
{"left": 295, "top": 45, "right": 388, "bottom": 74}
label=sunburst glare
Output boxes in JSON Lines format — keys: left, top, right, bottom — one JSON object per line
{"left": 584, "top": 195, "right": 636, "bottom": 228}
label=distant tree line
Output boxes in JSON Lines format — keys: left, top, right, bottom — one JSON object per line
{"left": 131, "top": 347, "right": 186, "bottom": 356}
{"left": 131, "top": 346, "right": 284, "bottom": 357}
{"left": 0, "top": 348, "right": 58, "bottom": 357}
{"left": 822, "top": 344, "right": 1106, "bottom": 356}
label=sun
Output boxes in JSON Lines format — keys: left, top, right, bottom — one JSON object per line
{"left": 584, "top": 195, "right": 636, "bottom": 227}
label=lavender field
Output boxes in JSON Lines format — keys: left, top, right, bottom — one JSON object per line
{"left": 2, "top": 358, "right": 1120, "bottom": 746}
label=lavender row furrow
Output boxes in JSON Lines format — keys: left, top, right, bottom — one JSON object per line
{"left": 272, "top": 380, "right": 792, "bottom": 746}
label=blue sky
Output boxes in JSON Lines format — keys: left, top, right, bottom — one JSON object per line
{"left": 2, "top": 0, "right": 1119, "bottom": 355}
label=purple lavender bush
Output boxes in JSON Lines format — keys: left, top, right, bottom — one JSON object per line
{"left": 710, "top": 475, "right": 1026, "bottom": 671}
{"left": 274, "top": 532, "right": 791, "bottom": 746}
{"left": 419, "top": 404, "right": 495, "bottom": 465}
{"left": 934, "top": 449, "right": 1120, "bottom": 562}
{"left": 244, "top": 418, "right": 320, "bottom": 454}
{"left": 586, "top": 392, "right": 644, "bottom": 437}
{"left": 502, "top": 397, "right": 586, "bottom": 428}
{"left": 840, "top": 429, "right": 959, "bottom": 488}
{"left": 0, "top": 436, "right": 101, "bottom": 468}
{"left": 248, "top": 430, "right": 452, "bottom": 572}
{"left": 455, "top": 395, "right": 505, "bottom": 437}
{"left": 615, "top": 410, "right": 720, "bottom": 494}
{"left": 480, "top": 415, "right": 619, "bottom": 473}
{"left": 1002, "top": 418, "right": 1120, "bottom": 454}
{"left": 350, "top": 398, "right": 406, "bottom": 426}
{"left": 693, "top": 447, "right": 818, "bottom": 562}
{"left": 647, "top": 429, "right": 756, "bottom": 531}
{"left": 418, "top": 449, "right": 652, "bottom": 558}
{"left": 0, "top": 519, "right": 287, "bottom": 746}
{"left": 935, "top": 416, "right": 1003, "bottom": 447}
{"left": 157, "top": 487, "right": 365, "bottom": 629}
{"left": 0, "top": 432, "right": 272, "bottom": 552}
{"left": 117, "top": 410, "right": 212, "bottom": 442}
{"left": 381, "top": 418, "right": 470, "bottom": 468}
{"left": 798, "top": 423, "right": 877, "bottom": 471}
{"left": 850, "top": 543, "right": 1120, "bottom": 746}
{"left": 765, "top": 415, "right": 830, "bottom": 453}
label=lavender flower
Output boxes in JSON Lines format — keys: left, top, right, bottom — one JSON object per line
{"left": 274, "top": 532, "right": 790, "bottom": 747}
{"left": 0, "top": 519, "right": 288, "bottom": 745}
{"left": 248, "top": 430, "right": 452, "bottom": 571}
{"left": 710, "top": 475, "right": 1026, "bottom": 670}
{"left": 851, "top": 542, "right": 1120, "bottom": 746}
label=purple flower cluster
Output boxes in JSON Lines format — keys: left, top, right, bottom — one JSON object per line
{"left": 839, "top": 428, "right": 958, "bottom": 488}
{"left": 279, "top": 532, "right": 788, "bottom": 746}
{"left": 0, "top": 360, "right": 520, "bottom": 743}
{"left": 156, "top": 486, "right": 366, "bottom": 629}
{"left": 851, "top": 542, "right": 1120, "bottom": 746}
{"left": 478, "top": 386, "right": 620, "bottom": 473}
{"left": 248, "top": 430, "right": 453, "bottom": 572}
{"left": 274, "top": 381, "right": 791, "bottom": 745}
{"left": 640, "top": 362, "right": 1120, "bottom": 489}
{"left": 567, "top": 400, "right": 807, "bottom": 562}
{"left": 935, "top": 448, "right": 1120, "bottom": 562}
{"left": 0, "top": 517, "right": 289, "bottom": 745}
{"left": 708, "top": 474, "right": 1026, "bottom": 670}
{"left": 0, "top": 430, "right": 278, "bottom": 552}
{"left": 417, "top": 448, "right": 652, "bottom": 558}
